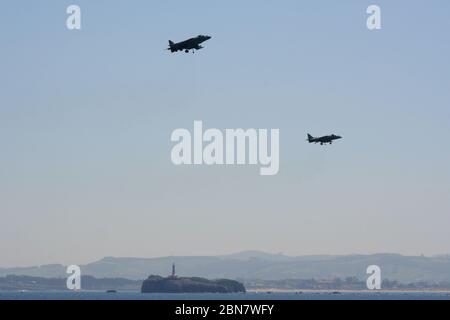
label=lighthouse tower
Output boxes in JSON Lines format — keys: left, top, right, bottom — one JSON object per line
{"left": 171, "top": 263, "right": 176, "bottom": 278}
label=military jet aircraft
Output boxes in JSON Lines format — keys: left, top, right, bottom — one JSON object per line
{"left": 307, "top": 133, "right": 342, "bottom": 145}
{"left": 167, "top": 35, "right": 212, "bottom": 53}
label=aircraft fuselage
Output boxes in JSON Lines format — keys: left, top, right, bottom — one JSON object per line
{"left": 168, "top": 35, "right": 212, "bottom": 53}
{"left": 308, "top": 134, "right": 342, "bottom": 145}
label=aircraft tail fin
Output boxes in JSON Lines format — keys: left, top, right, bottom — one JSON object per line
{"left": 307, "top": 134, "right": 314, "bottom": 142}
{"left": 168, "top": 40, "right": 176, "bottom": 52}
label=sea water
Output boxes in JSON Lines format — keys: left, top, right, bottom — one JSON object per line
{"left": 1, "top": 291, "right": 449, "bottom": 300}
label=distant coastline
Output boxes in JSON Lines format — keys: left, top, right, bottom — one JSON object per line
{"left": 2, "top": 251, "right": 450, "bottom": 292}
{"left": 2, "top": 275, "right": 450, "bottom": 293}
{"left": 2, "top": 252, "right": 450, "bottom": 284}
{"left": 248, "top": 289, "right": 450, "bottom": 294}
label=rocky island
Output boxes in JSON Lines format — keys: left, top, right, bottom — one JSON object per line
{"left": 141, "top": 264, "right": 245, "bottom": 294}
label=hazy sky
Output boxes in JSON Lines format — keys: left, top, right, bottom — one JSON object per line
{"left": 1, "top": 0, "right": 450, "bottom": 267}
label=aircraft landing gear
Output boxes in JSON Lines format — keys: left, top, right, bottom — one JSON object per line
{"left": 185, "top": 49, "right": 189, "bottom": 53}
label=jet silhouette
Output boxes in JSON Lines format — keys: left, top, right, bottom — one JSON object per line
{"left": 167, "top": 35, "right": 212, "bottom": 53}
{"left": 307, "top": 133, "right": 342, "bottom": 145}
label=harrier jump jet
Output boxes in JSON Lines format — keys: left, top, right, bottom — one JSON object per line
{"left": 167, "top": 35, "right": 212, "bottom": 53}
{"left": 307, "top": 133, "right": 342, "bottom": 145}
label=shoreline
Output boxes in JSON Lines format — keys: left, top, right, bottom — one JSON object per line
{"left": 247, "top": 289, "right": 450, "bottom": 294}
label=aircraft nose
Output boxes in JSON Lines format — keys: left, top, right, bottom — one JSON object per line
{"left": 337, "top": 136, "right": 342, "bottom": 139}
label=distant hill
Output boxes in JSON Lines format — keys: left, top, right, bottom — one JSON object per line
{"left": 220, "top": 251, "right": 297, "bottom": 262}
{"left": 2, "top": 251, "right": 450, "bottom": 283}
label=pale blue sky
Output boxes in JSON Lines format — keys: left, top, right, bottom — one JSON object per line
{"left": 1, "top": 1, "right": 450, "bottom": 267}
